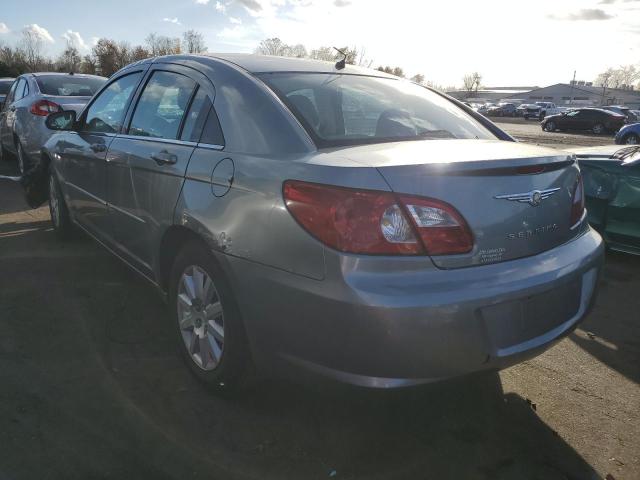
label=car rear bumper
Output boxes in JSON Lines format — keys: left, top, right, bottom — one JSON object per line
{"left": 223, "top": 227, "right": 604, "bottom": 388}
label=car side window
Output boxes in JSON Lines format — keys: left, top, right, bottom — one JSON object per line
{"left": 21, "top": 79, "right": 29, "bottom": 98}
{"left": 180, "top": 87, "right": 211, "bottom": 142}
{"left": 14, "top": 79, "right": 25, "bottom": 101}
{"left": 129, "top": 71, "right": 196, "bottom": 140}
{"left": 199, "top": 105, "right": 225, "bottom": 146}
{"left": 4, "top": 81, "right": 18, "bottom": 106}
{"left": 83, "top": 72, "right": 142, "bottom": 134}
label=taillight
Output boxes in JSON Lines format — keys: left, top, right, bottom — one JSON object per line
{"left": 399, "top": 195, "right": 474, "bottom": 255}
{"left": 570, "top": 174, "right": 585, "bottom": 227}
{"left": 30, "top": 99, "right": 62, "bottom": 116}
{"left": 283, "top": 180, "right": 473, "bottom": 256}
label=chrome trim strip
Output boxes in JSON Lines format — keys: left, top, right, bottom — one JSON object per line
{"left": 115, "top": 134, "right": 198, "bottom": 147}
{"left": 66, "top": 181, "right": 107, "bottom": 206}
{"left": 569, "top": 209, "right": 587, "bottom": 231}
{"left": 108, "top": 202, "right": 146, "bottom": 224}
{"left": 197, "top": 143, "right": 225, "bottom": 151}
{"left": 494, "top": 187, "right": 560, "bottom": 205}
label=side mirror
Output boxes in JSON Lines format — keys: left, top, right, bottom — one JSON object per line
{"left": 46, "top": 110, "right": 76, "bottom": 131}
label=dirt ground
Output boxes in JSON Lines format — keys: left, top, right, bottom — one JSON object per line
{"left": 0, "top": 127, "right": 638, "bottom": 480}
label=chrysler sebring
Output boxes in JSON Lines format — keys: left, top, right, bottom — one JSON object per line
{"left": 32, "top": 54, "right": 603, "bottom": 388}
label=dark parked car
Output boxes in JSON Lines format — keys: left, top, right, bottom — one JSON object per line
{"left": 26, "top": 54, "right": 603, "bottom": 389}
{"left": 0, "top": 77, "right": 15, "bottom": 105}
{"left": 486, "top": 102, "right": 516, "bottom": 117}
{"left": 601, "top": 105, "right": 637, "bottom": 124}
{"left": 541, "top": 108, "right": 625, "bottom": 135}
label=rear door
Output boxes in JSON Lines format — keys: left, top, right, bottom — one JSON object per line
{"left": 2, "top": 78, "right": 26, "bottom": 152}
{"left": 105, "top": 63, "right": 211, "bottom": 275}
{"left": 0, "top": 79, "right": 18, "bottom": 151}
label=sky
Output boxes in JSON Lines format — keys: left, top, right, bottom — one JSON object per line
{"left": 1, "top": 0, "right": 639, "bottom": 87}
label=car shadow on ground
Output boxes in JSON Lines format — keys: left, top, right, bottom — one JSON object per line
{"left": 570, "top": 250, "right": 640, "bottom": 384}
{"left": 0, "top": 200, "right": 601, "bottom": 479}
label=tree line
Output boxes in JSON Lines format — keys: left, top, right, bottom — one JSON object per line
{"left": 0, "top": 28, "right": 208, "bottom": 78}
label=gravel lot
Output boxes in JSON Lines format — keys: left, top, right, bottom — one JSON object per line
{"left": 0, "top": 125, "right": 638, "bottom": 480}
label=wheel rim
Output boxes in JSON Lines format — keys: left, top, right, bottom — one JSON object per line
{"left": 593, "top": 124, "right": 603, "bottom": 134}
{"left": 177, "top": 265, "right": 224, "bottom": 371}
{"left": 17, "top": 144, "right": 24, "bottom": 174}
{"left": 546, "top": 122, "right": 555, "bottom": 131}
{"left": 49, "top": 175, "right": 60, "bottom": 227}
{"left": 626, "top": 134, "right": 639, "bottom": 145}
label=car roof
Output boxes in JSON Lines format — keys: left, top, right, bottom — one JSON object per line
{"left": 156, "top": 53, "right": 399, "bottom": 79}
{"left": 28, "top": 72, "right": 106, "bottom": 79}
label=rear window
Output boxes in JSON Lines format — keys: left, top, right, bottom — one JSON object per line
{"left": 259, "top": 73, "right": 494, "bottom": 148}
{"left": 0, "top": 80, "right": 13, "bottom": 95}
{"left": 36, "top": 75, "right": 106, "bottom": 97}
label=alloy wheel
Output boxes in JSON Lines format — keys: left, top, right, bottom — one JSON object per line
{"left": 176, "top": 265, "right": 225, "bottom": 371}
{"left": 545, "top": 121, "right": 556, "bottom": 132}
{"left": 593, "top": 124, "right": 604, "bottom": 135}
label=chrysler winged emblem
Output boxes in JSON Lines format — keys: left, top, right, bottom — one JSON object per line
{"left": 494, "top": 187, "right": 560, "bottom": 207}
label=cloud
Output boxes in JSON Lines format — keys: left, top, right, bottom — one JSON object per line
{"left": 334, "top": 0, "right": 351, "bottom": 6}
{"left": 0, "top": 22, "right": 9, "bottom": 34}
{"left": 236, "top": 0, "right": 263, "bottom": 14}
{"left": 61, "top": 30, "right": 88, "bottom": 50}
{"left": 215, "top": 1, "right": 227, "bottom": 12}
{"left": 23, "top": 24, "right": 54, "bottom": 43}
{"left": 548, "top": 8, "right": 614, "bottom": 20}
{"left": 229, "top": 16, "right": 242, "bottom": 24}
{"left": 163, "top": 17, "right": 182, "bottom": 25}
{"left": 195, "top": 0, "right": 210, "bottom": 3}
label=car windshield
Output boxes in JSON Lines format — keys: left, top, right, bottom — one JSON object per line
{"left": 259, "top": 73, "right": 495, "bottom": 148}
{"left": 0, "top": 80, "right": 13, "bottom": 95}
{"left": 36, "top": 75, "right": 106, "bottom": 96}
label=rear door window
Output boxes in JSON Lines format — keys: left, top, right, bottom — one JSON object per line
{"left": 180, "top": 87, "right": 211, "bottom": 142}
{"left": 129, "top": 71, "right": 196, "bottom": 140}
{"left": 83, "top": 72, "right": 142, "bottom": 134}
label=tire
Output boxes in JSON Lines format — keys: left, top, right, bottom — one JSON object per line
{"left": 169, "top": 240, "right": 249, "bottom": 389}
{"left": 544, "top": 121, "right": 556, "bottom": 132}
{"left": 16, "top": 141, "right": 28, "bottom": 175}
{"left": 539, "top": 112, "right": 546, "bottom": 121}
{"left": 623, "top": 133, "right": 639, "bottom": 145}
{"left": 592, "top": 123, "right": 605, "bottom": 135}
{"left": 524, "top": 115, "right": 529, "bottom": 120}
{"left": 0, "top": 140, "right": 9, "bottom": 163}
{"left": 48, "top": 171, "right": 74, "bottom": 240}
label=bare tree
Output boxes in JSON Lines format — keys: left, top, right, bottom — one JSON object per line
{"left": 288, "top": 44, "right": 307, "bottom": 58}
{"left": 146, "top": 33, "right": 181, "bottom": 56}
{"left": 56, "top": 41, "right": 82, "bottom": 73}
{"left": 183, "top": 30, "right": 207, "bottom": 54}
{"left": 81, "top": 54, "right": 97, "bottom": 75}
{"left": 462, "top": 72, "right": 482, "bottom": 95}
{"left": 255, "top": 38, "right": 290, "bottom": 56}
{"left": 18, "top": 29, "right": 46, "bottom": 72}
{"left": 410, "top": 73, "right": 425, "bottom": 84}
{"left": 309, "top": 46, "right": 335, "bottom": 61}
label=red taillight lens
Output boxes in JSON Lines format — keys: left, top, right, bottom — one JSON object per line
{"left": 283, "top": 180, "right": 474, "bottom": 256}
{"left": 30, "top": 99, "right": 62, "bottom": 116}
{"left": 570, "top": 174, "right": 585, "bottom": 227}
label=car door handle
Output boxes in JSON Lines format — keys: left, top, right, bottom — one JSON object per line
{"left": 150, "top": 150, "right": 177, "bottom": 165}
{"left": 90, "top": 143, "right": 107, "bottom": 153}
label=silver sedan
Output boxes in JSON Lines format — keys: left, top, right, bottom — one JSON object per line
{"left": 33, "top": 54, "right": 603, "bottom": 389}
{"left": 0, "top": 72, "right": 105, "bottom": 174}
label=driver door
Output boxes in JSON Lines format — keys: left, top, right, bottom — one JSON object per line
{"left": 61, "top": 70, "right": 145, "bottom": 243}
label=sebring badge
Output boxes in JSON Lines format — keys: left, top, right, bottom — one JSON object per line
{"left": 494, "top": 187, "right": 560, "bottom": 207}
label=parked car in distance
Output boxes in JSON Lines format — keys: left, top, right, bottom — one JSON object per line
{"left": 0, "top": 77, "right": 15, "bottom": 105}
{"left": 615, "top": 122, "right": 640, "bottom": 145}
{"left": 486, "top": 102, "right": 517, "bottom": 117}
{"left": 574, "top": 145, "right": 640, "bottom": 255}
{"left": 541, "top": 108, "right": 625, "bottom": 134}
{"left": 0, "top": 72, "right": 106, "bottom": 174}
{"left": 601, "top": 105, "right": 637, "bottom": 124}
{"left": 476, "top": 103, "right": 494, "bottom": 115}
{"left": 31, "top": 54, "right": 603, "bottom": 390}
{"left": 523, "top": 102, "right": 561, "bottom": 120}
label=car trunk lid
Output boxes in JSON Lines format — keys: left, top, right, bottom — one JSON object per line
{"left": 324, "top": 139, "right": 580, "bottom": 268}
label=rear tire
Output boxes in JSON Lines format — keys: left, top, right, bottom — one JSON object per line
{"left": 623, "top": 133, "right": 639, "bottom": 144}
{"left": 544, "top": 121, "right": 556, "bottom": 132}
{"left": 48, "top": 171, "right": 74, "bottom": 240}
{"left": 592, "top": 123, "right": 605, "bottom": 135}
{"left": 169, "top": 241, "right": 249, "bottom": 390}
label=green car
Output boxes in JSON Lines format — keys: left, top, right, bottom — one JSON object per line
{"left": 575, "top": 145, "right": 640, "bottom": 255}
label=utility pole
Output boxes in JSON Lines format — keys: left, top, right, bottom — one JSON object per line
{"left": 569, "top": 70, "right": 576, "bottom": 106}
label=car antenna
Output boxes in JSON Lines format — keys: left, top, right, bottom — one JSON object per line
{"left": 333, "top": 47, "right": 347, "bottom": 70}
